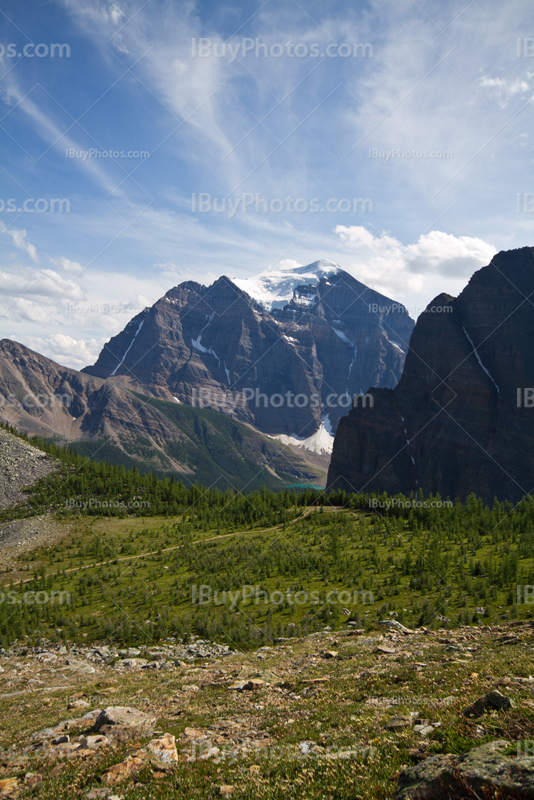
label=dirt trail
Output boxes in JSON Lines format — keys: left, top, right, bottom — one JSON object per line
{"left": 2, "top": 505, "right": 341, "bottom": 586}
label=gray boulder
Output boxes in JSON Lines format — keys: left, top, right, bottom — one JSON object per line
{"left": 395, "top": 739, "right": 534, "bottom": 799}
{"left": 93, "top": 707, "right": 156, "bottom": 743}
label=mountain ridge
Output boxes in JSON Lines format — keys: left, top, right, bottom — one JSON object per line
{"left": 0, "top": 339, "right": 324, "bottom": 491}
{"left": 327, "top": 246, "right": 534, "bottom": 504}
{"left": 83, "top": 261, "right": 415, "bottom": 439}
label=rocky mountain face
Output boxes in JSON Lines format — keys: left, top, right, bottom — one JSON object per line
{"left": 84, "top": 261, "right": 415, "bottom": 442}
{"left": 328, "top": 246, "right": 534, "bottom": 504}
{"left": 0, "top": 427, "right": 55, "bottom": 510}
{"left": 0, "top": 340, "right": 322, "bottom": 490}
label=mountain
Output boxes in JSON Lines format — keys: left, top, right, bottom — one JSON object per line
{"left": 327, "top": 246, "right": 534, "bottom": 504}
{"left": 84, "top": 260, "right": 415, "bottom": 446}
{"left": 0, "top": 339, "right": 324, "bottom": 491}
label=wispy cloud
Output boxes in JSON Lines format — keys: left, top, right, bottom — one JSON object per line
{"left": 0, "top": 223, "right": 38, "bottom": 262}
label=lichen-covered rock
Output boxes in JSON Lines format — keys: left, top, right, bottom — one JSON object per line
{"left": 463, "top": 689, "right": 513, "bottom": 718}
{"left": 147, "top": 734, "right": 178, "bottom": 764}
{"left": 395, "top": 739, "right": 534, "bottom": 799}
{"left": 93, "top": 707, "right": 156, "bottom": 742}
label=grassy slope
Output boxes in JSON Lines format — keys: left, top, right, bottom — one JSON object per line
{"left": 72, "top": 394, "right": 322, "bottom": 491}
{"left": 1, "top": 621, "right": 534, "bottom": 800}
{"left": 4, "top": 499, "right": 534, "bottom": 648}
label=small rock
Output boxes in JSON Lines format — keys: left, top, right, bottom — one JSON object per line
{"left": 24, "top": 773, "right": 43, "bottom": 788}
{"left": 80, "top": 735, "right": 109, "bottom": 750}
{"left": 417, "top": 725, "right": 435, "bottom": 737}
{"left": 322, "top": 651, "right": 338, "bottom": 659}
{"left": 147, "top": 734, "right": 178, "bottom": 764}
{"left": 198, "top": 746, "right": 220, "bottom": 760}
{"left": 101, "top": 756, "right": 144, "bottom": 785}
{"left": 184, "top": 728, "right": 204, "bottom": 739}
{"left": 463, "top": 690, "right": 513, "bottom": 718}
{"left": 386, "top": 716, "right": 413, "bottom": 731}
{"left": 228, "top": 681, "right": 247, "bottom": 691}
{"left": 0, "top": 778, "right": 19, "bottom": 795}
{"left": 118, "top": 658, "right": 148, "bottom": 668}
{"left": 486, "top": 689, "right": 513, "bottom": 710}
{"left": 52, "top": 735, "right": 69, "bottom": 745}
{"left": 380, "top": 620, "right": 415, "bottom": 634}
{"left": 243, "top": 678, "right": 266, "bottom": 690}
{"left": 395, "top": 739, "right": 534, "bottom": 799}
{"left": 68, "top": 699, "right": 90, "bottom": 710}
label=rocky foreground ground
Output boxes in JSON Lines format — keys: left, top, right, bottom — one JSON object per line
{"left": 0, "top": 621, "right": 534, "bottom": 799}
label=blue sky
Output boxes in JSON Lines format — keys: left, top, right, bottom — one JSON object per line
{"left": 0, "top": 0, "right": 532, "bottom": 368}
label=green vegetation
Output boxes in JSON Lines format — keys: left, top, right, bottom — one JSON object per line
{"left": 2, "top": 421, "right": 534, "bottom": 649}
{"left": 69, "top": 392, "right": 325, "bottom": 491}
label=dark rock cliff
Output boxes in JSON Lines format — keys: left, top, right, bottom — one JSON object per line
{"left": 327, "top": 247, "right": 534, "bottom": 504}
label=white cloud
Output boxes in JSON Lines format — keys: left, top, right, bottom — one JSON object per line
{"left": 0, "top": 75, "right": 124, "bottom": 195}
{"left": 0, "top": 267, "right": 85, "bottom": 304}
{"left": 50, "top": 256, "right": 84, "bottom": 273}
{"left": 477, "top": 75, "right": 534, "bottom": 108}
{"left": 334, "top": 226, "right": 496, "bottom": 310}
{"left": 8, "top": 333, "right": 105, "bottom": 370}
{"left": 10, "top": 299, "right": 51, "bottom": 323}
{"left": 0, "top": 224, "right": 39, "bottom": 263}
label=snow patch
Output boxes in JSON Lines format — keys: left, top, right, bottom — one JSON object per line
{"left": 462, "top": 326, "right": 500, "bottom": 396}
{"left": 269, "top": 421, "right": 334, "bottom": 455}
{"left": 191, "top": 314, "right": 220, "bottom": 364}
{"left": 234, "top": 259, "right": 342, "bottom": 311}
{"left": 110, "top": 318, "right": 145, "bottom": 376}
{"left": 332, "top": 327, "right": 351, "bottom": 344}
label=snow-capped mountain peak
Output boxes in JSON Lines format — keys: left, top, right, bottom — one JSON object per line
{"left": 234, "top": 259, "right": 342, "bottom": 311}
